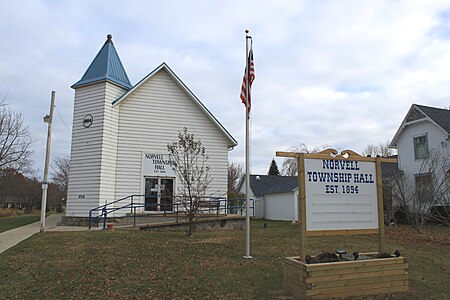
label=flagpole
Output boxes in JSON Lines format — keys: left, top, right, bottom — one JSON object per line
{"left": 244, "top": 29, "right": 252, "bottom": 259}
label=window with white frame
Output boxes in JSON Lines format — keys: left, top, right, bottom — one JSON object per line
{"left": 413, "top": 134, "right": 429, "bottom": 160}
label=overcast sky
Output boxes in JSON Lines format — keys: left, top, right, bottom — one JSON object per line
{"left": 1, "top": 0, "right": 450, "bottom": 176}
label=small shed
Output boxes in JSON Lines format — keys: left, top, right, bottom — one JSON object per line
{"left": 238, "top": 175, "right": 298, "bottom": 221}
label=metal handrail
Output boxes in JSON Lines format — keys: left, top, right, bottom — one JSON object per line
{"left": 88, "top": 196, "right": 253, "bottom": 229}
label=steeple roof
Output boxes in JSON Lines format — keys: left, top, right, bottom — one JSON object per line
{"left": 72, "top": 34, "right": 132, "bottom": 90}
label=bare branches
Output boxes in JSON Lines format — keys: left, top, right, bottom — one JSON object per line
{"left": 51, "top": 155, "right": 70, "bottom": 202}
{"left": 228, "top": 162, "right": 243, "bottom": 194}
{"left": 0, "top": 102, "right": 32, "bottom": 172}
{"left": 281, "top": 143, "right": 329, "bottom": 176}
{"left": 51, "top": 155, "right": 70, "bottom": 190}
{"left": 362, "top": 140, "right": 396, "bottom": 157}
{"left": 390, "top": 147, "right": 449, "bottom": 232}
{"left": 167, "top": 128, "right": 212, "bottom": 236}
{"left": 0, "top": 96, "right": 33, "bottom": 208}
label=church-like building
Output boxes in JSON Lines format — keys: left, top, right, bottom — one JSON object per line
{"left": 65, "top": 35, "right": 237, "bottom": 223}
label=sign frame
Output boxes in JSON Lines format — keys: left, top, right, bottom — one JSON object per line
{"left": 277, "top": 149, "right": 397, "bottom": 262}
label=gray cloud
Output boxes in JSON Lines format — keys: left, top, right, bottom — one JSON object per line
{"left": 1, "top": 0, "right": 450, "bottom": 175}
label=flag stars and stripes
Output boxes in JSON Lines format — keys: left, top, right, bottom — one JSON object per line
{"left": 240, "top": 48, "right": 254, "bottom": 114}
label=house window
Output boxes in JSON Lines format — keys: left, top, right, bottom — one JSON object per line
{"left": 413, "top": 134, "right": 429, "bottom": 160}
{"left": 415, "top": 173, "right": 432, "bottom": 203}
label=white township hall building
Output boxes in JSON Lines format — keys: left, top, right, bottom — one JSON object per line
{"left": 64, "top": 35, "right": 237, "bottom": 224}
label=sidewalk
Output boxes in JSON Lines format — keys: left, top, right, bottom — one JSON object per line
{"left": 0, "top": 214, "right": 89, "bottom": 255}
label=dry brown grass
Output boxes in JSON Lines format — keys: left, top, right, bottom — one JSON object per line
{"left": 0, "top": 208, "right": 24, "bottom": 217}
{"left": 0, "top": 220, "right": 448, "bottom": 299}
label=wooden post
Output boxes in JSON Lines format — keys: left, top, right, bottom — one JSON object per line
{"left": 40, "top": 91, "right": 55, "bottom": 233}
{"left": 375, "top": 157, "right": 386, "bottom": 254}
{"left": 298, "top": 153, "right": 307, "bottom": 261}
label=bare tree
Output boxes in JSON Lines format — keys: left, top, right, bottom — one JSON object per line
{"left": 362, "top": 140, "right": 396, "bottom": 157}
{"left": 227, "top": 162, "right": 244, "bottom": 213}
{"left": 0, "top": 97, "right": 32, "bottom": 207}
{"left": 281, "top": 143, "right": 329, "bottom": 176}
{"left": 51, "top": 155, "right": 70, "bottom": 210}
{"left": 0, "top": 169, "right": 16, "bottom": 204}
{"left": 51, "top": 155, "right": 69, "bottom": 191}
{"left": 2, "top": 171, "right": 41, "bottom": 212}
{"left": 228, "top": 162, "right": 243, "bottom": 195}
{"left": 428, "top": 149, "right": 450, "bottom": 227}
{"left": 167, "top": 128, "right": 212, "bottom": 236}
{"left": 391, "top": 148, "right": 449, "bottom": 233}
{"left": 0, "top": 168, "right": 20, "bottom": 206}
{"left": 0, "top": 168, "right": 63, "bottom": 212}
{"left": 0, "top": 103, "right": 32, "bottom": 172}
{"left": 20, "top": 174, "right": 41, "bottom": 212}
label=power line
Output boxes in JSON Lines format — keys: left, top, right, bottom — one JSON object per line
{"left": 54, "top": 104, "right": 71, "bottom": 133}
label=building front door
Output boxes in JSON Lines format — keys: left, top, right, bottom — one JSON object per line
{"left": 144, "top": 177, "right": 174, "bottom": 212}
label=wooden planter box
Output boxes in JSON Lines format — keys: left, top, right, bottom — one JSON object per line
{"left": 284, "top": 253, "right": 409, "bottom": 299}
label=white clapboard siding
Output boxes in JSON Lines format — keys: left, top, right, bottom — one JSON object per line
{"left": 97, "top": 83, "right": 123, "bottom": 209}
{"left": 396, "top": 121, "right": 448, "bottom": 176}
{"left": 66, "top": 82, "right": 127, "bottom": 216}
{"left": 114, "top": 68, "right": 229, "bottom": 204}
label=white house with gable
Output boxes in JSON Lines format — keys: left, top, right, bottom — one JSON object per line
{"left": 65, "top": 35, "right": 237, "bottom": 224}
{"left": 390, "top": 104, "right": 449, "bottom": 174}
{"left": 390, "top": 104, "right": 449, "bottom": 206}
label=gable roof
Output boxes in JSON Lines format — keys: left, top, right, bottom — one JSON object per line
{"left": 112, "top": 62, "right": 237, "bottom": 149}
{"left": 415, "top": 105, "right": 450, "bottom": 133}
{"left": 241, "top": 175, "right": 298, "bottom": 197}
{"left": 72, "top": 34, "right": 132, "bottom": 90}
{"left": 390, "top": 104, "right": 450, "bottom": 147}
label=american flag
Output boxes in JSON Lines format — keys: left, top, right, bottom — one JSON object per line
{"left": 240, "top": 48, "right": 255, "bottom": 114}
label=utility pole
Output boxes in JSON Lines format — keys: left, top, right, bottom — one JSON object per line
{"left": 40, "top": 91, "right": 55, "bottom": 233}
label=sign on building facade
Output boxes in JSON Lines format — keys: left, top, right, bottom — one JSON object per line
{"left": 142, "top": 153, "right": 176, "bottom": 177}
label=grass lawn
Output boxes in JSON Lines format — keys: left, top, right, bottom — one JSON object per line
{"left": 0, "top": 220, "right": 449, "bottom": 299}
{"left": 0, "top": 214, "right": 40, "bottom": 233}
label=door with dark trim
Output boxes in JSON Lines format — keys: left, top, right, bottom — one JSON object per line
{"left": 160, "top": 178, "right": 174, "bottom": 211}
{"left": 145, "top": 178, "right": 158, "bottom": 211}
{"left": 144, "top": 177, "right": 174, "bottom": 212}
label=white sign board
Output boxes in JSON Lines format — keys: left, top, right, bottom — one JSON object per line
{"left": 304, "top": 158, "right": 378, "bottom": 231}
{"left": 143, "top": 153, "right": 176, "bottom": 177}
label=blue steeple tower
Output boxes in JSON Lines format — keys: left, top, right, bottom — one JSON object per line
{"left": 72, "top": 34, "right": 132, "bottom": 90}
{"left": 67, "top": 34, "right": 132, "bottom": 218}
